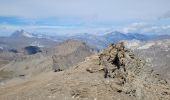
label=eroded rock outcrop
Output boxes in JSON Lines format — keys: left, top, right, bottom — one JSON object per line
{"left": 86, "top": 42, "right": 170, "bottom": 99}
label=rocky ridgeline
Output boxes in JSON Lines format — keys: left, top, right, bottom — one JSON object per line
{"left": 86, "top": 42, "right": 170, "bottom": 99}
{"left": 0, "top": 42, "right": 170, "bottom": 100}
{"left": 52, "top": 40, "right": 93, "bottom": 71}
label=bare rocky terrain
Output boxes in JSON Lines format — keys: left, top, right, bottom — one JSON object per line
{"left": 124, "top": 39, "right": 170, "bottom": 80}
{"left": 0, "top": 30, "right": 58, "bottom": 70}
{"left": 0, "top": 42, "right": 170, "bottom": 100}
{"left": 52, "top": 40, "right": 93, "bottom": 71}
{"left": 0, "top": 30, "right": 170, "bottom": 100}
{"left": 0, "top": 40, "right": 93, "bottom": 82}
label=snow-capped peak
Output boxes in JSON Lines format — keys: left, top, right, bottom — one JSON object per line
{"left": 11, "top": 30, "right": 34, "bottom": 38}
{"left": 0, "top": 46, "right": 3, "bottom": 50}
{"left": 22, "top": 31, "right": 34, "bottom": 38}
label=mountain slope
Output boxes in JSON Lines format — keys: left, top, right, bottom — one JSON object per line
{"left": 124, "top": 39, "right": 170, "bottom": 80}
{"left": 0, "top": 40, "right": 93, "bottom": 81}
{"left": 2, "top": 30, "right": 170, "bottom": 50}
{"left": 104, "top": 31, "right": 151, "bottom": 43}
{"left": 52, "top": 40, "right": 93, "bottom": 71}
{"left": 0, "top": 30, "right": 57, "bottom": 52}
{"left": 0, "top": 43, "right": 169, "bottom": 100}
{"left": 64, "top": 31, "right": 157, "bottom": 49}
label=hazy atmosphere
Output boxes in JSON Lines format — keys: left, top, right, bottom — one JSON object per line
{"left": 1, "top": 1, "right": 170, "bottom": 100}
{"left": 0, "top": 0, "right": 170, "bottom": 36}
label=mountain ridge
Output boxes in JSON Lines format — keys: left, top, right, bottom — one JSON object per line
{"left": 0, "top": 42, "right": 170, "bottom": 100}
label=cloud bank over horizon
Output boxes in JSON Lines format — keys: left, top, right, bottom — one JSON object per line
{"left": 0, "top": 0, "right": 170, "bottom": 36}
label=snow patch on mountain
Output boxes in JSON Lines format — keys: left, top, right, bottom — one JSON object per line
{"left": 30, "top": 41, "right": 44, "bottom": 47}
{"left": 138, "top": 43, "right": 155, "bottom": 49}
{"left": 11, "top": 30, "right": 34, "bottom": 38}
{"left": 22, "top": 32, "right": 34, "bottom": 38}
{"left": 0, "top": 46, "right": 3, "bottom": 50}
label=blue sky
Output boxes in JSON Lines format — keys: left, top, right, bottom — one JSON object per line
{"left": 0, "top": 0, "right": 170, "bottom": 36}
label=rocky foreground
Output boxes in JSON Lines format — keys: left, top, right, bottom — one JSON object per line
{"left": 0, "top": 43, "right": 170, "bottom": 100}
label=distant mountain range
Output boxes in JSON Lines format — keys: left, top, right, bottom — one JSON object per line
{"left": 0, "top": 30, "right": 170, "bottom": 100}
{"left": 0, "top": 30, "right": 58, "bottom": 53}
{"left": 62, "top": 31, "right": 168, "bottom": 49}
{"left": 1, "top": 29, "right": 170, "bottom": 51}
{"left": 10, "top": 30, "right": 56, "bottom": 40}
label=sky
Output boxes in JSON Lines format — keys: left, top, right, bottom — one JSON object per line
{"left": 0, "top": 0, "right": 170, "bottom": 36}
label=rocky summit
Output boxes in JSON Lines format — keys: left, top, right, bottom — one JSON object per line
{"left": 87, "top": 42, "right": 170, "bottom": 99}
{"left": 0, "top": 42, "right": 170, "bottom": 100}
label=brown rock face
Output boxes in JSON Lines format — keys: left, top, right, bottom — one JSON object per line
{"left": 52, "top": 40, "right": 93, "bottom": 71}
{"left": 99, "top": 43, "right": 127, "bottom": 79}
{"left": 86, "top": 42, "right": 170, "bottom": 99}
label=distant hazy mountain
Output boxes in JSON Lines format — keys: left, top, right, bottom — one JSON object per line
{"left": 68, "top": 33, "right": 108, "bottom": 50}
{"left": 10, "top": 30, "right": 60, "bottom": 41}
{"left": 10, "top": 30, "right": 34, "bottom": 38}
{"left": 66, "top": 31, "right": 158, "bottom": 49}
{"left": 0, "top": 30, "right": 58, "bottom": 55}
{"left": 1, "top": 29, "right": 170, "bottom": 51}
{"left": 153, "top": 34, "right": 170, "bottom": 40}
{"left": 104, "top": 31, "right": 153, "bottom": 42}
{"left": 0, "top": 30, "right": 58, "bottom": 71}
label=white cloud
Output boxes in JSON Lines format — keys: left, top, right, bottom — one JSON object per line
{"left": 159, "top": 11, "right": 170, "bottom": 19}
{"left": 119, "top": 22, "right": 170, "bottom": 34}
{"left": 120, "top": 22, "right": 149, "bottom": 33}
{"left": 1, "top": 22, "right": 170, "bottom": 36}
{"left": 0, "top": 0, "right": 170, "bottom": 21}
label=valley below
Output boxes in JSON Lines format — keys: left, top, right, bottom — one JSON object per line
{"left": 0, "top": 30, "right": 170, "bottom": 100}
